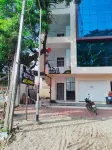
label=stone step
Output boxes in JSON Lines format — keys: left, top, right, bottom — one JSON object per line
{"left": 50, "top": 101, "right": 112, "bottom": 108}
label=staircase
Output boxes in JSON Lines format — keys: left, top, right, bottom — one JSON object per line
{"left": 40, "top": 76, "right": 50, "bottom": 98}
{"left": 43, "top": 76, "right": 50, "bottom": 86}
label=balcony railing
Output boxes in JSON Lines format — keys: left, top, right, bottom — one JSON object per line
{"left": 50, "top": 6, "right": 70, "bottom": 10}
{"left": 50, "top": 3, "right": 70, "bottom": 10}
{"left": 48, "top": 29, "right": 70, "bottom": 37}
{"left": 46, "top": 60, "right": 71, "bottom": 74}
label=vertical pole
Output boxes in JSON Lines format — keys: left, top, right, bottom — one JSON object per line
{"left": 8, "top": 0, "right": 26, "bottom": 132}
{"left": 26, "top": 85, "right": 28, "bottom": 120}
{"left": 36, "top": 8, "right": 42, "bottom": 122}
{"left": 50, "top": 77, "right": 51, "bottom": 102}
{"left": 4, "top": 53, "right": 16, "bottom": 129}
{"left": 8, "top": 67, "right": 10, "bottom": 90}
{"left": 44, "top": 53, "right": 46, "bottom": 73}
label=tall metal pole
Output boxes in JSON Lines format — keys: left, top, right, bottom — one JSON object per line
{"left": 36, "top": 4, "right": 42, "bottom": 122}
{"left": 26, "top": 85, "right": 28, "bottom": 120}
{"left": 8, "top": 0, "right": 27, "bottom": 132}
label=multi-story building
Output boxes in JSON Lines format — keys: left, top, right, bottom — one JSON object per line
{"left": 41, "top": 0, "right": 112, "bottom": 103}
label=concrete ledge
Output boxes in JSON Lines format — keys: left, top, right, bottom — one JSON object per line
{"left": 51, "top": 101, "right": 112, "bottom": 108}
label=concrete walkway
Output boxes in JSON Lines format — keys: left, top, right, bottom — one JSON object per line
{"left": 14, "top": 104, "right": 112, "bottom": 120}
{"left": 50, "top": 105, "right": 112, "bottom": 110}
{"left": 50, "top": 100, "right": 112, "bottom": 108}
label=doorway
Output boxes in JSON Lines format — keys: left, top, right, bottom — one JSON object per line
{"left": 66, "top": 78, "right": 75, "bottom": 100}
{"left": 110, "top": 81, "right": 112, "bottom": 91}
{"left": 57, "top": 83, "right": 64, "bottom": 100}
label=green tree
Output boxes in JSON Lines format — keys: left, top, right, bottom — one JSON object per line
{"left": 0, "top": 0, "right": 78, "bottom": 77}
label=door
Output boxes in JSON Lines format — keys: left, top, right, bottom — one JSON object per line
{"left": 66, "top": 82, "right": 75, "bottom": 100}
{"left": 79, "top": 81, "right": 107, "bottom": 102}
{"left": 57, "top": 83, "right": 64, "bottom": 100}
{"left": 66, "top": 78, "right": 75, "bottom": 101}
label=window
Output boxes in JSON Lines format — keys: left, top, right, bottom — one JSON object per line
{"left": 66, "top": 78, "right": 75, "bottom": 91}
{"left": 66, "top": 83, "right": 75, "bottom": 91}
{"left": 57, "top": 57, "right": 64, "bottom": 67}
{"left": 110, "top": 82, "right": 112, "bottom": 91}
{"left": 66, "top": 77, "right": 75, "bottom": 83}
{"left": 66, "top": 78, "right": 75, "bottom": 100}
{"left": 78, "top": 0, "right": 112, "bottom": 37}
{"left": 77, "top": 41, "right": 112, "bottom": 67}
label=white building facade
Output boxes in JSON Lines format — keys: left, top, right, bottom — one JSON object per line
{"left": 42, "top": 0, "right": 112, "bottom": 103}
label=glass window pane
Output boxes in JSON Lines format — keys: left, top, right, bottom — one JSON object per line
{"left": 66, "top": 78, "right": 75, "bottom": 83}
{"left": 71, "top": 83, "right": 75, "bottom": 91}
{"left": 66, "top": 83, "right": 70, "bottom": 91}
{"left": 66, "top": 78, "right": 72, "bottom": 82}
{"left": 71, "top": 78, "right": 75, "bottom": 82}
{"left": 77, "top": 40, "right": 112, "bottom": 67}
{"left": 78, "top": 0, "right": 112, "bottom": 37}
{"left": 57, "top": 57, "right": 64, "bottom": 67}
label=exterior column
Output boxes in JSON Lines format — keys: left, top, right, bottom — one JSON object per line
{"left": 51, "top": 77, "right": 56, "bottom": 100}
{"left": 75, "top": 77, "right": 79, "bottom": 102}
{"left": 70, "top": 2, "right": 76, "bottom": 37}
{"left": 70, "top": 2, "right": 77, "bottom": 73}
{"left": 64, "top": 79, "right": 66, "bottom": 101}
{"left": 71, "top": 41, "right": 77, "bottom": 71}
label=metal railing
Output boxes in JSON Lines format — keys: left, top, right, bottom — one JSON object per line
{"left": 48, "top": 29, "right": 70, "bottom": 37}
{"left": 50, "top": 6, "right": 70, "bottom": 10}
{"left": 46, "top": 60, "right": 71, "bottom": 74}
{"left": 50, "top": 3, "right": 70, "bottom": 10}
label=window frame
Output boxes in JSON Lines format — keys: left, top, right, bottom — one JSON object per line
{"left": 57, "top": 57, "right": 64, "bottom": 67}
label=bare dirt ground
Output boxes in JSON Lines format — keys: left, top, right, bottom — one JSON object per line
{"left": 3, "top": 105, "right": 112, "bottom": 150}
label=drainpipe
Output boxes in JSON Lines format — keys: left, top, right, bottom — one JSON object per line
{"left": 50, "top": 77, "right": 52, "bottom": 102}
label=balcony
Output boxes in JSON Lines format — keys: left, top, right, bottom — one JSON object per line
{"left": 50, "top": 1, "right": 70, "bottom": 10}
{"left": 45, "top": 60, "right": 71, "bottom": 74}
{"left": 48, "top": 14, "right": 70, "bottom": 38}
{"left": 48, "top": 29, "right": 70, "bottom": 37}
{"left": 45, "top": 43, "right": 71, "bottom": 74}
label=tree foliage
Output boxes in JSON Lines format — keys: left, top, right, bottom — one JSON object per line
{"left": 0, "top": 0, "right": 72, "bottom": 75}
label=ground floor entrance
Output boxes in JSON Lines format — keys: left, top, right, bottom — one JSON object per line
{"left": 51, "top": 76, "right": 75, "bottom": 101}
{"left": 57, "top": 83, "right": 64, "bottom": 100}
{"left": 66, "top": 78, "right": 75, "bottom": 100}
{"left": 51, "top": 75, "right": 112, "bottom": 103}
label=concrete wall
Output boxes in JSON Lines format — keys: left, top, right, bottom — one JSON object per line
{"left": 51, "top": 1, "right": 70, "bottom": 15}
{"left": 51, "top": 76, "right": 67, "bottom": 100}
{"left": 72, "top": 67, "right": 112, "bottom": 74}
{"left": 48, "top": 14, "right": 70, "bottom": 37}
{"left": 40, "top": 80, "right": 50, "bottom": 98}
{"left": 47, "top": 2, "right": 77, "bottom": 73}
{"left": 47, "top": 48, "right": 66, "bottom": 65}
{"left": 20, "top": 80, "right": 50, "bottom": 101}
{"left": 51, "top": 74, "right": 112, "bottom": 102}
{"left": 51, "top": 75, "right": 75, "bottom": 101}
